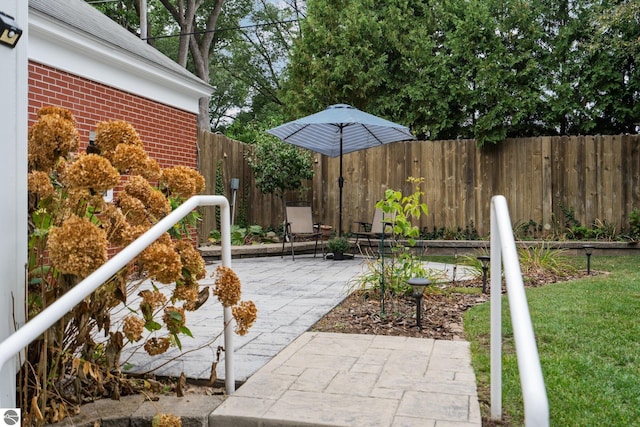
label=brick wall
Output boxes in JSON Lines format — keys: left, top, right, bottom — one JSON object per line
{"left": 28, "top": 62, "right": 198, "bottom": 169}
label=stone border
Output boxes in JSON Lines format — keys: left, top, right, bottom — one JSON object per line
{"left": 199, "top": 240, "right": 639, "bottom": 260}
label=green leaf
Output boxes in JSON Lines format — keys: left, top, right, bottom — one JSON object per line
{"left": 179, "top": 326, "right": 193, "bottom": 338}
{"left": 144, "top": 320, "right": 162, "bottom": 332}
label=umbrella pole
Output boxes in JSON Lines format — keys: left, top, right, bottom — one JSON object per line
{"left": 338, "top": 128, "right": 344, "bottom": 237}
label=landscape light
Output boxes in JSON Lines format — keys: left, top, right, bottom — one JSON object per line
{"left": 477, "top": 255, "right": 490, "bottom": 294}
{"left": 407, "top": 278, "right": 431, "bottom": 330}
{"left": 583, "top": 245, "right": 594, "bottom": 275}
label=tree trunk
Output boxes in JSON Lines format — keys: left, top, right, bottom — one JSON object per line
{"left": 199, "top": 97, "right": 210, "bottom": 130}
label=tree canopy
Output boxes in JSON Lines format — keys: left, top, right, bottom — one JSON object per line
{"left": 91, "top": 0, "right": 639, "bottom": 145}
{"left": 282, "top": 0, "right": 640, "bottom": 145}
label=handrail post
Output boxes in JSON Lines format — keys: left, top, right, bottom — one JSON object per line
{"left": 490, "top": 195, "right": 549, "bottom": 426}
{"left": 490, "top": 197, "right": 502, "bottom": 420}
{"left": 0, "top": 195, "right": 234, "bottom": 406}
{"left": 219, "top": 197, "right": 234, "bottom": 394}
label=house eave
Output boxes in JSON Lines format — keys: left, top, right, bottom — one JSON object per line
{"left": 29, "top": 10, "right": 212, "bottom": 115}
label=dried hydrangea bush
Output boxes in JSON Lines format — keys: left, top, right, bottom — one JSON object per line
{"left": 24, "top": 107, "right": 257, "bottom": 426}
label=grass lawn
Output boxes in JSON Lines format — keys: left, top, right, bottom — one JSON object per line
{"left": 464, "top": 255, "right": 640, "bottom": 426}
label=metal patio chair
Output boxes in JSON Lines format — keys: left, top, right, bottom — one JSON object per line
{"left": 282, "top": 205, "right": 322, "bottom": 260}
{"left": 353, "top": 207, "right": 395, "bottom": 252}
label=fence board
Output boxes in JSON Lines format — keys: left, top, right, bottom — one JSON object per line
{"left": 196, "top": 132, "right": 640, "bottom": 242}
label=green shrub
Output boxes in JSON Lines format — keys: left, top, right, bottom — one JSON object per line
{"left": 629, "top": 209, "right": 640, "bottom": 238}
{"left": 518, "top": 243, "right": 577, "bottom": 283}
{"left": 326, "top": 237, "right": 351, "bottom": 253}
{"left": 352, "top": 177, "right": 431, "bottom": 297}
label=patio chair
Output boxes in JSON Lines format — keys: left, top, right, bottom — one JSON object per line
{"left": 282, "top": 205, "right": 322, "bottom": 260}
{"left": 353, "top": 207, "right": 395, "bottom": 252}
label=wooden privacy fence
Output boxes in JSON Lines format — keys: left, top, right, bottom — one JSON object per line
{"left": 197, "top": 131, "right": 640, "bottom": 244}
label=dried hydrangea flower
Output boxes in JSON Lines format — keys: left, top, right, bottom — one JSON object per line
{"left": 97, "top": 204, "right": 128, "bottom": 247}
{"left": 138, "top": 289, "right": 168, "bottom": 316}
{"left": 232, "top": 300, "right": 257, "bottom": 336}
{"left": 64, "top": 188, "right": 106, "bottom": 213}
{"left": 123, "top": 315, "right": 145, "bottom": 342}
{"left": 37, "top": 105, "right": 77, "bottom": 123}
{"left": 28, "top": 113, "right": 79, "bottom": 171}
{"left": 160, "top": 166, "right": 205, "bottom": 199}
{"left": 117, "top": 192, "right": 149, "bottom": 226}
{"left": 120, "top": 224, "right": 150, "bottom": 246}
{"left": 139, "top": 242, "right": 182, "bottom": 284}
{"left": 94, "top": 120, "right": 143, "bottom": 164}
{"left": 64, "top": 153, "right": 120, "bottom": 193}
{"left": 47, "top": 215, "right": 108, "bottom": 278}
{"left": 147, "top": 189, "right": 171, "bottom": 220}
{"left": 124, "top": 175, "right": 152, "bottom": 203}
{"left": 163, "top": 306, "right": 185, "bottom": 334}
{"left": 144, "top": 337, "right": 171, "bottom": 356}
{"left": 112, "top": 144, "right": 149, "bottom": 175}
{"left": 155, "top": 232, "right": 173, "bottom": 246}
{"left": 174, "top": 241, "right": 206, "bottom": 280}
{"left": 172, "top": 281, "right": 199, "bottom": 303}
{"left": 152, "top": 413, "right": 182, "bottom": 427}
{"left": 28, "top": 171, "right": 54, "bottom": 197}
{"left": 213, "top": 266, "right": 241, "bottom": 307}
{"left": 141, "top": 157, "right": 162, "bottom": 182}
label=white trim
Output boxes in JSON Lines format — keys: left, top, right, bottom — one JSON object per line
{"left": 0, "top": 0, "right": 28, "bottom": 408}
{"left": 29, "top": 11, "right": 212, "bottom": 114}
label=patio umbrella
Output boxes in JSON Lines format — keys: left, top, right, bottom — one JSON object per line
{"left": 267, "top": 104, "right": 416, "bottom": 235}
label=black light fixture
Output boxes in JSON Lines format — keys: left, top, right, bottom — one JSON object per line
{"left": 477, "top": 255, "right": 490, "bottom": 294}
{"left": 0, "top": 11, "right": 23, "bottom": 49}
{"left": 407, "top": 277, "right": 431, "bottom": 329}
{"left": 583, "top": 245, "right": 594, "bottom": 275}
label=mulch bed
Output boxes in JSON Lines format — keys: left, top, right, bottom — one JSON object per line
{"left": 310, "top": 278, "right": 490, "bottom": 340}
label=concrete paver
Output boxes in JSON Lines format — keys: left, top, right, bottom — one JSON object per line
{"left": 114, "top": 255, "right": 481, "bottom": 426}
{"left": 120, "top": 256, "right": 369, "bottom": 381}
{"left": 209, "top": 332, "right": 481, "bottom": 427}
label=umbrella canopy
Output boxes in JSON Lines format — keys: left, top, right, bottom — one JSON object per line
{"left": 267, "top": 104, "right": 416, "bottom": 235}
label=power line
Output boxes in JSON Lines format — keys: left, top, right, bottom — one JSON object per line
{"left": 142, "top": 18, "right": 298, "bottom": 40}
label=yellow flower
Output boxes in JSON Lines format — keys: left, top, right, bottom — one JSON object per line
{"left": 37, "top": 106, "right": 77, "bottom": 123}
{"left": 120, "top": 224, "right": 151, "bottom": 246}
{"left": 64, "top": 188, "right": 106, "bottom": 214}
{"left": 139, "top": 289, "right": 168, "bottom": 317}
{"left": 47, "top": 215, "right": 108, "bottom": 278}
{"left": 97, "top": 204, "right": 128, "bottom": 247}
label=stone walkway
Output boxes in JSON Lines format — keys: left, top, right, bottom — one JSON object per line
{"left": 113, "top": 255, "right": 481, "bottom": 426}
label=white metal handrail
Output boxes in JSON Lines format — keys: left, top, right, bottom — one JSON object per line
{"left": 0, "top": 195, "right": 234, "bottom": 407}
{"left": 490, "top": 195, "right": 549, "bottom": 426}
